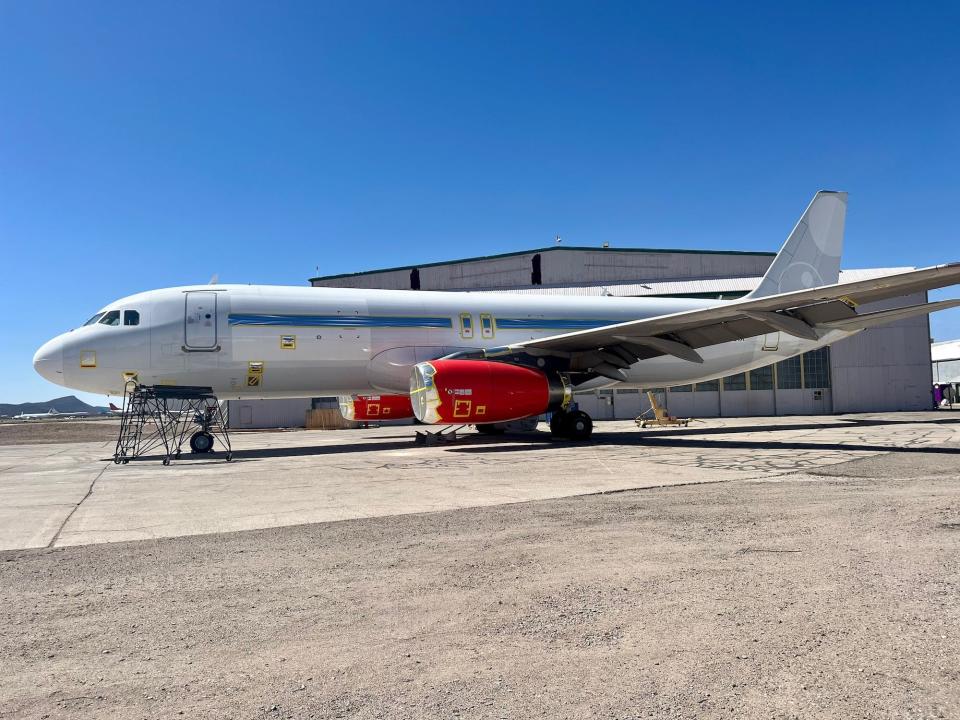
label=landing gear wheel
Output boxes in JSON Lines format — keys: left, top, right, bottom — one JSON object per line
{"left": 550, "top": 411, "right": 568, "bottom": 437}
{"left": 476, "top": 423, "right": 505, "bottom": 435}
{"left": 226, "top": 452, "right": 233, "bottom": 462}
{"left": 563, "top": 410, "right": 593, "bottom": 441}
{"left": 189, "top": 431, "right": 214, "bottom": 454}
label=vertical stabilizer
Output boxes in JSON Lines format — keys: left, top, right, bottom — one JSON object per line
{"left": 748, "top": 191, "right": 847, "bottom": 298}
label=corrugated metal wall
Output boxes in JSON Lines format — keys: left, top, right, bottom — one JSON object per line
{"left": 228, "top": 398, "right": 312, "bottom": 429}
{"left": 829, "top": 292, "right": 933, "bottom": 412}
{"left": 313, "top": 248, "right": 775, "bottom": 291}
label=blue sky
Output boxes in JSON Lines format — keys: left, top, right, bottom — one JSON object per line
{"left": 1, "top": 1, "right": 958, "bottom": 405}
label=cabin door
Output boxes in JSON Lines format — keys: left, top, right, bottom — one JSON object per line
{"left": 184, "top": 291, "right": 219, "bottom": 350}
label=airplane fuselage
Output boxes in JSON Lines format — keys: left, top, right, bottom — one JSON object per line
{"left": 33, "top": 285, "right": 853, "bottom": 398}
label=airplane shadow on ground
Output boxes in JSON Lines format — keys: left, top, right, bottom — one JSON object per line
{"left": 447, "top": 434, "right": 960, "bottom": 456}
{"left": 628, "top": 416, "right": 960, "bottom": 438}
{"left": 105, "top": 416, "right": 960, "bottom": 463}
{"left": 105, "top": 438, "right": 423, "bottom": 464}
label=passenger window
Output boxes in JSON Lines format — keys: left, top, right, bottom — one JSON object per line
{"left": 480, "top": 314, "right": 495, "bottom": 339}
{"left": 98, "top": 310, "right": 121, "bottom": 326}
{"left": 83, "top": 313, "right": 105, "bottom": 326}
{"left": 459, "top": 313, "right": 474, "bottom": 339}
{"left": 124, "top": 310, "right": 140, "bottom": 326}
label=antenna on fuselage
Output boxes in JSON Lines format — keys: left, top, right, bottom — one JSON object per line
{"left": 208, "top": 273, "right": 219, "bottom": 285}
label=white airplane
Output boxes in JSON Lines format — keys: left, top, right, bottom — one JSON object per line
{"left": 14, "top": 408, "right": 89, "bottom": 419}
{"left": 33, "top": 191, "right": 960, "bottom": 440}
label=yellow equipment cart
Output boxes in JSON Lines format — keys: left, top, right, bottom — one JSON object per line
{"left": 636, "top": 391, "right": 691, "bottom": 428}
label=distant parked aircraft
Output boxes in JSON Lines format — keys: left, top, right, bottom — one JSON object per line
{"left": 33, "top": 191, "right": 960, "bottom": 440}
{"left": 14, "top": 408, "right": 89, "bottom": 419}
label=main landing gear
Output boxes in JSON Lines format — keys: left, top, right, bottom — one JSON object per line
{"left": 549, "top": 409, "right": 593, "bottom": 441}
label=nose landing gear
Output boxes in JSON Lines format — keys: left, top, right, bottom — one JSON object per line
{"left": 549, "top": 409, "right": 593, "bottom": 441}
{"left": 189, "top": 431, "right": 215, "bottom": 454}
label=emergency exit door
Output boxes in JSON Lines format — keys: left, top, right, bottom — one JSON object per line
{"left": 184, "top": 292, "right": 218, "bottom": 350}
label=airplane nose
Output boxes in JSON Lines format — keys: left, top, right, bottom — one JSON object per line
{"left": 33, "top": 336, "right": 65, "bottom": 385}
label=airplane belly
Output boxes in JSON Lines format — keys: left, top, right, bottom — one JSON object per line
{"left": 367, "top": 344, "right": 481, "bottom": 393}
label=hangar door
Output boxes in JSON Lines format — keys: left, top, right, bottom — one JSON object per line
{"left": 184, "top": 291, "right": 218, "bottom": 350}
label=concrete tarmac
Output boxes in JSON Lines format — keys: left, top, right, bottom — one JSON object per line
{"left": 1, "top": 413, "right": 959, "bottom": 719}
{"left": 1, "top": 413, "right": 959, "bottom": 550}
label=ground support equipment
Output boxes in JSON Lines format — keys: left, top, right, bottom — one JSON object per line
{"left": 414, "top": 425, "right": 466, "bottom": 445}
{"left": 114, "top": 384, "right": 232, "bottom": 465}
{"left": 636, "top": 391, "right": 690, "bottom": 428}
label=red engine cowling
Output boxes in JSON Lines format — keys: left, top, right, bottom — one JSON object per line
{"left": 338, "top": 394, "right": 414, "bottom": 421}
{"left": 410, "top": 359, "right": 568, "bottom": 424}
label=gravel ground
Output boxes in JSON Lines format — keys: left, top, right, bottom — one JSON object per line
{"left": 1, "top": 451, "right": 959, "bottom": 719}
{"left": 0, "top": 420, "right": 120, "bottom": 445}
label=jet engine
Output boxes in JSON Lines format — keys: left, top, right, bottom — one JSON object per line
{"left": 338, "top": 394, "right": 414, "bottom": 421}
{"left": 410, "top": 359, "right": 570, "bottom": 424}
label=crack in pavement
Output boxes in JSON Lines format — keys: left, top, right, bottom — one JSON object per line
{"left": 46, "top": 465, "right": 109, "bottom": 548}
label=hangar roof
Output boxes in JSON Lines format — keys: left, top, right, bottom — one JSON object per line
{"left": 309, "top": 245, "right": 776, "bottom": 283}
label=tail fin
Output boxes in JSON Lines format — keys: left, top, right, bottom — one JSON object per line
{"left": 109, "top": 403, "right": 121, "bottom": 411}
{"left": 748, "top": 191, "right": 847, "bottom": 298}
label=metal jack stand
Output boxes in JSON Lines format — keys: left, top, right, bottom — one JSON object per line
{"left": 114, "top": 384, "right": 232, "bottom": 465}
{"left": 414, "top": 425, "right": 466, "bottom": 445}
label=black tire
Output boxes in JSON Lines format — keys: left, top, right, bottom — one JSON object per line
{"left": 564, "top": 410, "right": 593, "bottom": 441}
{"left": 476, "top": 423, "right": 505, "bottom": 435}
{"left": 549, "top": 411, "right": 568, "bottom": 437}
{"left": 189, "top": 431, "right": 214, "bottom": 453}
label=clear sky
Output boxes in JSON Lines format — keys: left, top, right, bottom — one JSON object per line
{"left": 1, "top": 1, "right": 958, "bottom": 406}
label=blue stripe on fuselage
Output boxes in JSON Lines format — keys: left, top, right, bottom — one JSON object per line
{"left": 228, "top": 314, "right": 627, "bottom": 331}
{"left": 228, "top": 314, "right": 453, "bottom": 328}
{"left": 493, "top": 318, "right": 623, "bottom": 330}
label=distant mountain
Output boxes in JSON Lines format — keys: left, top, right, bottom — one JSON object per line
{"left": 0, "top": 396, "right": 109, "bottom": 416}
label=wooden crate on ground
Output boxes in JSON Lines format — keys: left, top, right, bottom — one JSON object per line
{"left": 305, "top": 409, "right": 358, "bottom": 430}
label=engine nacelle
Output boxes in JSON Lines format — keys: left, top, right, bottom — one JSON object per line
{"left": 410, "top": 359, "right": 569, "bottom": 424}
{"left": 338, "top": 394, "right": 414, "bottom": 421}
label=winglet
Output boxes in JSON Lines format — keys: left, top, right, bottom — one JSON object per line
{"left": 748, "top": 191, "right": 847, "bottom": 298}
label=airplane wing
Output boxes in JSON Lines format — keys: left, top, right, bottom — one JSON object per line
{"left": 508, "top": 263, "right": 960, "bottom": 380}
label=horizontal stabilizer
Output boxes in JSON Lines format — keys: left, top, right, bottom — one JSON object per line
{"left": 817, "top": 299, "right": 960, "bottom": 331}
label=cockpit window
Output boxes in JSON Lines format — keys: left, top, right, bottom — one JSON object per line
{"left": 123, "top": 310, "right": 140, "bottom": 326}
{"left": 83, "top": 313, "right": 105, "bottom": 326}
{"left": 98, "top": 310, "right": 121, "bottom": 326}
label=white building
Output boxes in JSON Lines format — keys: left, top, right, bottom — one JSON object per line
{"left": 932, "top": 339, "right": 960, "bottom": 384}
